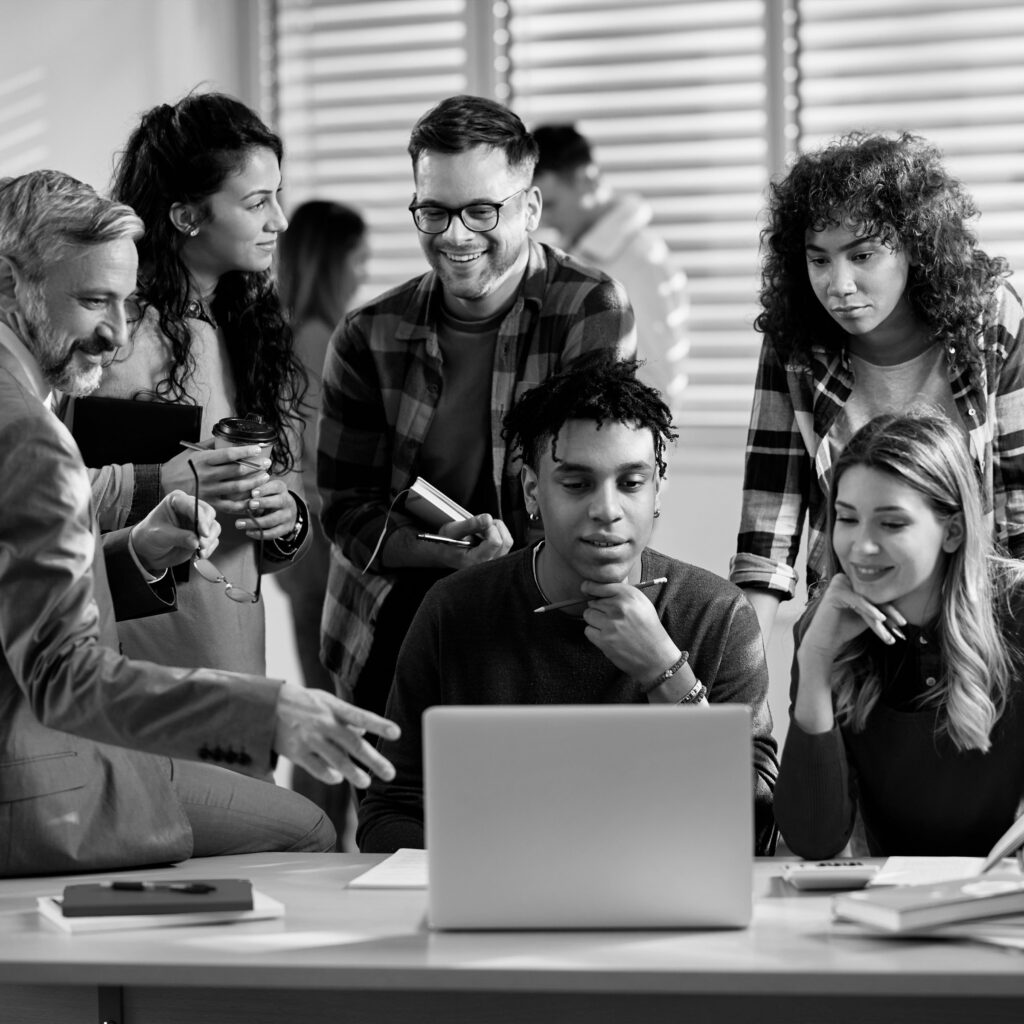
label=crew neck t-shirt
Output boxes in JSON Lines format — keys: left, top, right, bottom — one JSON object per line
{"left": 416, "top": 304, "right": 501, "bottom": 514}
{"left": 830, "top": 342, "right": 963, "bottom": 462}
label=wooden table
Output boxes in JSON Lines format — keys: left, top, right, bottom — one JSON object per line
{"left": 1, "top": 854, "right": 1022, "bottom": 1024}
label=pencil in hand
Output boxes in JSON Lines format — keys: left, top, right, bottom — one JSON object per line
{"left": 533, "top": 576, "right": 669, "bottom": 614}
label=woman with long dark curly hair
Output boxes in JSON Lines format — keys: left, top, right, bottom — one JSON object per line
{"left": 730, "top": 132, "right": 1024, "bottom": 641}
{"left": 76, "top": 91, "right": 310, "bottom": 678}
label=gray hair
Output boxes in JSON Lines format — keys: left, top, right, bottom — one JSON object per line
{"left": 0, "top": 170, "right": 143, "bottom": 283}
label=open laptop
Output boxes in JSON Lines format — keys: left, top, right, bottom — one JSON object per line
{"left": 423, "top": 704, "right": 754, "bottom": 930}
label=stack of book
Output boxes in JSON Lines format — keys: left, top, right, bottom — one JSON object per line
{"left": 832, "top": 873, "right": 1024, "bottom": 934}
{"left": 37, "top": 878, "right": 283, "bottom": 933}
{"left": 827, "top": 815, "right": 1024, "bottom": 944}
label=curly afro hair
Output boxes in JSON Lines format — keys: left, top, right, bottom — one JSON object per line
{"left": 502, "top": 351, "right": 677, "bottom": 477}
{"left": 757, "top": 131, "right": 1007, "bottom": 367}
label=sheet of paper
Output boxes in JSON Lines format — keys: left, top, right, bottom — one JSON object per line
{"left": 870, "top": 856, "right": 985, "bottom": 887}
{"left": 347, "top": 848, "right": 427, "bottom": 889}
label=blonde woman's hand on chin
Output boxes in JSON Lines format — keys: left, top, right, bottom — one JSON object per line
{"left": 793, "top": 573, "right": 907, "bottom": 734}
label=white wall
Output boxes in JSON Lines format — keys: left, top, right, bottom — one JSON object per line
{"left": 0, "top": 0, "right": 258, "bottom": 189}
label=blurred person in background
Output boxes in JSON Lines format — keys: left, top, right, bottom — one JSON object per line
{"left": 276, "top": 199, "right": 369, "bottom": 845}
{"left": 532, "top": 124, "right": 688, "bottom": 416}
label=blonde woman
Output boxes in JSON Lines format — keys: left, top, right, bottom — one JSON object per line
{"left": 775, "top": 412, "right": 1024, "bottom": 858}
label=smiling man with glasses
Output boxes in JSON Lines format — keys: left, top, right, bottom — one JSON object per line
{"left": 318, "top": 94, "right": 638, "bottom": 720}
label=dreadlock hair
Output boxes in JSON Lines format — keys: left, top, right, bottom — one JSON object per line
{"left": 757, "top": 131, "right": 1008, "bottom": 369}
{"left": 110, "top": 91, "right": 305, "bottom": 473}
{"left": 502, "top": 351, "right": 677, "bottom": 476}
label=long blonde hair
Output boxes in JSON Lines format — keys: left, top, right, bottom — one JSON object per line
{"left": 825, "top": 413, "right": 1023, "bottom": 752}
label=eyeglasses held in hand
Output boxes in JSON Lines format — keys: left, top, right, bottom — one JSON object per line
{"left": 188, "top": 459, "right": 262, "bottom": 604}
{"left": 408, "top": 186, "right": 528, "bottom": 234}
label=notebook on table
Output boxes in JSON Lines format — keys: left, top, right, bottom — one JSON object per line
{"left": 423, "top": 704, "right": 754, "bottom": 930}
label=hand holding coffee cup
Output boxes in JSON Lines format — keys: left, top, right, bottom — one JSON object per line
{"left": 212, "top": 414, "right": 301, "bottom": 542}
{"left": 163, "top": 418, "right": 271, "bottom": 515}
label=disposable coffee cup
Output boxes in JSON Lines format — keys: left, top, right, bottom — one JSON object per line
{"left": 212, "top": 413, "right": 276, "bottom": 451}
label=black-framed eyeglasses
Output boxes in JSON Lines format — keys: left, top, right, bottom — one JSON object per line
{"left": 409, "top": 186, "right": 528, "bottom": 234}
{"left": 188, "top": 459, "right": 262, "bottom": 604}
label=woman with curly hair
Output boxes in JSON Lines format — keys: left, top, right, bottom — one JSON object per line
{"left": 730, "top": 132, "right": 1024, "bottom": 641}
{"left": 774, "top": 412, "right": 1024, "bottom": 857}
{"left": 76, "top": 91, "right": 309, "bottom": 676}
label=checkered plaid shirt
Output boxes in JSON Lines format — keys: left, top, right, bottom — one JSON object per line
{"left": 317, "top": 240, "right": 637, "bottom": 696}
{"left": 730, "top": 281, "right": 1024, "bottom": 600}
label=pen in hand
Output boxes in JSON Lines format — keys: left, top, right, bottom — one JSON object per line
{"left": 103, "top": 881, "right": 217, "bottom": 894}
{"left": 417, "top": 532, "right": 473, "bottom": 547}
{"left": 533, "top": 576, "right": 669, "bottom": 614}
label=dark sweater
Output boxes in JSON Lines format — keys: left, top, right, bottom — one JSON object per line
{"left": 357, "top": 545, "right": 779, "bottom": 855}
{"left": 775, "top": 606, "right": 1024, "bottom": 859}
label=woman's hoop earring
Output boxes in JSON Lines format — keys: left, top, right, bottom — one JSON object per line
{"left": 653, "top": 508, "right": 661, "bottom": 519}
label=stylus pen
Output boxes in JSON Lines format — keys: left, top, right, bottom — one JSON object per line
{"left": 417, "top": 532, "right": 473, "bottom": 547}
{"left": 179, "top": 440, "right": 264, "bottom": 470}
{"left": 533, "top": 576, "right": 669, "bottom": 614}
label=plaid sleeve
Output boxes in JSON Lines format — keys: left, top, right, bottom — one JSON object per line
{"left": 317, "top": 313, "right": 398, "bottom": 568}
{"left": 729, "top": 338, "right": 810, "bottom": 598}
{"left": 560, "top": 274, "right": 638, "bottom": 362}
{"left": 987, "top": 284, "right": 1024, "bottom": 559}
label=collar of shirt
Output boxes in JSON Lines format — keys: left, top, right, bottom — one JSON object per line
{"left": 0, "top": 318, "right": 50, "bottom": 405}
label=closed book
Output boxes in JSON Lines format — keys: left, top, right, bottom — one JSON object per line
{"left": 67, "top": 395, "right": 202, "bottom": 467}
{"left": 60, "top": 878, "right": 253, "bottom": 917}
{"left": 404, "top": 477, "right": 472, "bottom": 529}
{"left": 832, "top": 873, "right": 1024, "bottom": 933}
{"left": 38, "top": 890, "right": 283, "bottom": 933}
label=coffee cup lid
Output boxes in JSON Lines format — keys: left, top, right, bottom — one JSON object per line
{"left": 212, "top": 414, "right": 276, "bottom": 445}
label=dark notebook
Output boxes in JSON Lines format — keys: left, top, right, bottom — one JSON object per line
{"left": 66, "top": 396, "right": 203, "bottom": 582}
{"left": 67, "top": 395, "right": 202, "bottom": 467}
{"left": 60, "top": 878, "right": 253, "bottom": 917}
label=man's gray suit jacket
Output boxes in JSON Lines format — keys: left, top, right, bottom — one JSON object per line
{"left": 0, "top": 343, "right": 282, "bottom": 876}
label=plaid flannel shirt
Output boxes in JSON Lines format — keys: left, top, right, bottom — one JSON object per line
{"left": 730, "top": 281, "right": 1024, "bottom": 600}
{"left": 317, "top": 240, "right": 637, "bottom": 697}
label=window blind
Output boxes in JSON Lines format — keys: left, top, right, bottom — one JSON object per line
{"left": 272, "top": 0, "right": 482, "bottom": 302}
{"left": 797, "top": 0, "right": 1024, "bottom": 277}
{"left": 508, "top": 0, "right": 770, "bottom": 452}
{"left": 269, "top": 0, "right": 1024, "bottom": 457}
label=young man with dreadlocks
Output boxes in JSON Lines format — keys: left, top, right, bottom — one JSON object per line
{"left": 357, "top": 352, "right": 779, "bottom": 855}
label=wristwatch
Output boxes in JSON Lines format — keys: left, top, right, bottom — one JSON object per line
{"left": 279, "top": 501, "right": 306, "bottom": 547}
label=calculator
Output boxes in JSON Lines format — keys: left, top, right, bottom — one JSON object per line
{"left": 781, "top": 860, "right": 879, "bottom": 890}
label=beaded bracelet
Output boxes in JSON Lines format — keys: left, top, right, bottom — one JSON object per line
{"left": 641, "top": 650, "right": 689, "bottom": 695}
{"left": 675, "top": 681, "right": 707, "bottom": 706}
